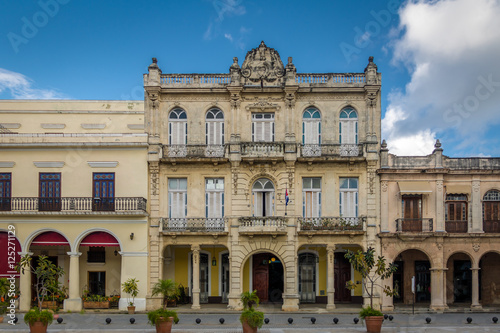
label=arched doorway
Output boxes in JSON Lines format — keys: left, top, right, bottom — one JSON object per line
{"left": 480, "top": 252, "right": 500, "bottom": 306}
{"left": 393, "top": 249, "right": 432, "bottom": 305}
{"left": 446, "top": 252, "right": 472, "bottom": 305}
{"left": 252, "top": 179, "right": 275, "bottom": 217}
{"left": 252, "top": 253, "right": 283, "bottom": 303}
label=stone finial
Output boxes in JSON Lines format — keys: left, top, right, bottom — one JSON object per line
{"left": 434, "top": 139, "right": 442, "bottom": 149}
{"left": 369, "top": 56, "right": 374, "bottom": 63}
{"left": 288, "top": 57, "right": 293, "bottom": 65}
{"left": 149, "top": 57, "right": 159, "bottom": 70}
{"left": 364, "top": 56, "right": 378, "bottom": 84}
{"left": 152, "top": 57, "right": 157, "bottom": 64}
{"left": 381, "top": 139, "right": 388, "bottom": 150}
{"left": 230, "top": 57, "right": 239, "bottom": 69}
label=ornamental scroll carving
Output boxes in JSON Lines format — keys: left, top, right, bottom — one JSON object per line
{"left": 241, "top": 41, "right": 285, "bottom": 86}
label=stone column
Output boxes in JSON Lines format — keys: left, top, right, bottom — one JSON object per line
{"left": 381, "top": 274, "right": 394, "bottom": 311}
{"left": 471, "top": 179, "right": 483, "bottom": 232}
{"left": 435, "top": 179, "right": 445, "bottom": 232}
{"left": 326, "top": 246, "right": 336, "bottom": 310}
{"left": 18, "top": 252, "right": 32, "bottom": 312}
{"left": 64, "top": 252, "right": 82, "bottom": 311}
{"left": 430, "top": 268, "right": 447, "bottom": 311}
{"left": 381, "top": 180, "right": 389, "bottom": 232}
{"left": 191, "top": 245, "right": 201, "bottom": 309}
{"left": 471, "top": 267, "right": 482, "bottom": 309}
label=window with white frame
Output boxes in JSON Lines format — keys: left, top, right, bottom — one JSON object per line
{"left": 339, "top": 178, "right": 358, "bottom": 217}
{"left": 302, "top": 178, "right": 321, "bottom": 218}
{"left": 302, "top": 108, "right": 321, "bottom": 145}
{"left": 169, "top": 108, "right": 187, "bottom": 145}
{"left": 206, "top": 108, "right": 224, "bottom": 145}
{"left": 168, "top": 178, "right": 187, "bottom": 219}
{"left": 206, "top": 178, "right": 224, "bottom": 218}
{"left": 252, "top": 113, "right": 274, "bottom": 142}
{"left": 339, "top": 107, "right": 358, "bottom": 144}
{"left": 252, "top": 178, "right": 275, "bottom": 217}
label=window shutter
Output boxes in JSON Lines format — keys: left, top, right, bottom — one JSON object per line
{"left": 254, "top": 192, "right": 263, "bottom": 216}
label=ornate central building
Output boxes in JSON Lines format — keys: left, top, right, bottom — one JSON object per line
{"left": 144, "top": 42, "right": 382, "bottom": 310}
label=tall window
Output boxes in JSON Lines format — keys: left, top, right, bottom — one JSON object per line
{"left": 168, "top": 178, "right": 187, "bottom": 219}
{"left": 302, "top": 178, "right": 321, "bottom": 218}
{"left": 446, "top": 194, "right": 467, "bottom": 221}
{"left": 252, "top": 178, "right": 275, "bottom": 217}
{"left": 0, "top": 173, "right": 11, "bottom": 211}
{"left": 206, "top": 109, "right": 224, "bottom": 145}
{"left": 93, "top": 173, "right": 115, "bottom": 211}
{"left": 339, "top": 107, "right": 358, "bottom": 144}
{"left": 39, "top": 173, "right": 61, "bottom": 211}
{"left": 483, "top": 190, "right": 500, "bottom": 232}
{"left": 206, "top": 178, "right": 224, "bottom": 230}
{"left": 298, "top": 253, "right": 317, "bottom": 303}
{"left": 252, "top": 113, "right": 274, "bottom": 142}
{"left": 302, "top": 108, "right": 321, "bottom": 145}
{"left": 169, "top": 108, "right": 187, "bottom": 145}
{"left": 339, "top": 178, "right": 358, "bottom": 217}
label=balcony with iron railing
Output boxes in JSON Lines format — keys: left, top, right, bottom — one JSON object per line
{"left": 161, "top": 217, "right": 226, "bottom": 233}
{"left": 298, "top": 216, "right": 366, "bottom": 232}
{"left": 300, "top": 144, "right": 364, "bottom": 158}
{"left": 162, "top": 144, "right": 227, "bottom": 159}
{"left": 0, "top": 197, "right": 147, "bottom": 215}
{"left": 238, "top": 216, "right": 288, "bottom": 234}
{"left": 445, "top": 220, "right": 468, "bottom": 233}
{"left": 395, "top": 218, "right": 433, "bottom": 232}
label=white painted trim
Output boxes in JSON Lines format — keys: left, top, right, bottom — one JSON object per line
{"left": 127, "top": 124, "right": 145, "bottom": 130}
{"left": 1, "top": 219, "right": 147, "bottom": 224}
{"left": 118, "top": 252, "right": 148, "bottom": 257}
{"left": 81, "top": 123, "right": 106, "bottom": 129}
{"left": 0, "top": 123, "right": 20, "bottom": 129}
{"left": 0, "top": 162, "right": 15, "bottom": 168}
{"left": 87, "top": 161, "right": 119, "bottom": 168}
{"left": 33, "top": 161, "right": 65, "bottom": 168}
{"left": 41, "top": 123, "right": 65, "bottom": 129}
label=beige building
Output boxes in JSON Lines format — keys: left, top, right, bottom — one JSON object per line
{"left": 0, "top": 100, "right": 149, "bottom": 312}
{"left": 144, "top": 42, "right": 382, "bottom": 311}
{"left": 379, "top": 140, "right": 500, "bottom": 311}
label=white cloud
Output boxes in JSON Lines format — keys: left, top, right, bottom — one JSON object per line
{"left": 0, "top": 68, "right": 67, "bottom": 99}
{"left": 204, "top": 0, "right": 246, "bottom": 40}
{"left": 383, "top": 0, "right": 500, "bottom": 156}
{"left": 224, "top": 33, "right": 233, "bottom": 42}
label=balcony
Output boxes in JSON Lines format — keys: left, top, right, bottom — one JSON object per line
{"left": 161, "top": 218, "right": 226, "bottom": 233}
{"left": 396, "top": 218, "right": 433, "bottom": 232}
{"left": 162, "top": 144, "right": 227, "bottom": 160}
{"left": 241, "top": 142, "right": 285, "bottom": 159}
{"left": 484, "top": 220, "right": 500, "bottom": 233}
{"left": 298, "top": 216, "right": 365, "bottom": 231}
{"left": 238, "top": 216, "right": 288, "bottom": 234}
{"left": 445, "top": 220, "right": 468, "bottom": 233}
{"left": 300, "top": 144, "right": 363, "bottom": 158}
{"left": 0, "top": 197, "right": 147, "bottom": 214}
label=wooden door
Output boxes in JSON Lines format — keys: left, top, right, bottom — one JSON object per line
{"left": 39, "top": 173, "right": 61, "bottom": 211}
{"left": 93, "top": 173, "right": 115, "bottom": 211}
{"left": 334, "top": 253, "right": 351, "bottom": 302}
{"left": 402, "top": 195, "right": 422, "bottom": 231}
{"left": 253, "top": 254, "right": 269, "bottom": 302}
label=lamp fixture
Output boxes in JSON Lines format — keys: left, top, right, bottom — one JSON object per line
{"left": 130, "top": 233, "right": 134, "bottom": 240}
{"left": 212, "top": 244, "right": 217, "bottom": 266}
{"left": 114, "top": 250, "right": 118, "bottom": 256}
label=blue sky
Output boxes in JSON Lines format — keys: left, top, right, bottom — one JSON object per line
{"left": 1, "top": 0, "right": 500, "bottom": 157}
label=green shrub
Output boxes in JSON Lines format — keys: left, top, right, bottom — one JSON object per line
{"left": 23, "top": 308, "right": 54, "bottom": 326}
{"left": 147, "top": 308, "right": 179, "bottom": 325}
{"left": 359, "top": 306, "right": 383, "bottom": 319}
{"left": 240, "top": 308, "right": 264, "bottom": 329}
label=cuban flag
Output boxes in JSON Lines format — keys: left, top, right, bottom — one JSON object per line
{"left": 285, "top": 188, "right": 289, "bottom": 206}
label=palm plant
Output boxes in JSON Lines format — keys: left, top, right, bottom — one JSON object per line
{"left": 151, "top": 279, "right": 177, "bottom": 309}
{"left": 240, "top": 290, "right": 259, "bottom": 310}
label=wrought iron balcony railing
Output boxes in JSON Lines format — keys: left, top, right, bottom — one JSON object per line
{"left": 0, "top": 197, "right": 147, "bottom": 213}
{"left": 163, "top": 145, "right": 226, "bottom": 158}
{"left": 395, "top": 218, "right": 433, "bottom": 232}
{"left": 300, "top": 144, "right": 363, "bottom": 157}
{"left": 298, "top": 216, "right": 365, "bottom": 231}
{"left": 445, "top": 220, "right": 468, "bottom": 233}
{"left": 161, "top": 217, "right": 226, "bottom": 232}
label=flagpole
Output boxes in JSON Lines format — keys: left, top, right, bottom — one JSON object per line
{"left": 285, "top": 187, "right": 288, "bottom": 216}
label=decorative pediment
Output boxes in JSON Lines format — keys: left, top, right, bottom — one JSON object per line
{"left": 241, "top": 41, "right": 285, "bottom": 86}
{"left": 245, "top": 97, "right": 281, "bottom": 112}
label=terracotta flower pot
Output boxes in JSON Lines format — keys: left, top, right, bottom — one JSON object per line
{"left": 365, "top": 316, "right": 384, "bottom": 333}
{"left": 155, "top": 316, "right": 173, "bottom": 333}
{"left": 241, "top": 319, "right": 258, "bottom": 333}
{"left": 29, "top": 321, "right": 48, "bottom": 333}
{"left": 127, "top": 306, "right": 135, "bottom": 314}
{"left": 0, "top": 316, "right": 4, "bottom": 323}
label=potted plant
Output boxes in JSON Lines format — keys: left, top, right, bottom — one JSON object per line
{"left": 17, "top": 255, "right": 64, "bottom": 333}
{"left": 239, "top": 290, "right": 264, "bottom": 333}
{"left": 151, "top": 279, "right": 177, "bottom": 309}
{"left": 0, "top": 277, "right": 9, "bottom": 323}
{"left": 345, "top": 247, "right": 398, "bottom": 333}
{"left": 82, "top": 294, "right": 110, "bottom": 309}
{"left": 147, "top": 308, "right": 178, "bottom": 333}
{"left": 122, "top": 278, "right": 139, "bottom": 314}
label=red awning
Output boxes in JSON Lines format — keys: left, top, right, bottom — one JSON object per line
{"left": 31, "top": 232, "right": 69, "bottom": 246}
{"left": 0, "top": 232, "right": 21, "bottom": 277}
{"left": 81, "top": 232, "right": 120, "bottom": 247}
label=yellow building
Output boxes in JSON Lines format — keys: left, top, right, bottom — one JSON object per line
{"left": 0, "top": 100, "right": 149, "bottom": 311}
{"left": 144, "top": 42, "right": 382, "bottom": 311}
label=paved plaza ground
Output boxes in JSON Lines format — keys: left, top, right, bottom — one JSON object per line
{"left": 2, "top": 304, "right": 500, "bottom": 332}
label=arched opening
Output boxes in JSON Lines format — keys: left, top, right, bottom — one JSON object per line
{"left": 393, "top": 249, "right": 432, "bottom": 305}
{"left": 206, "top": 108, "right": 224, "bottom": 145}
{"left": 480, "top": 252, "right": 500, "bottom": 306}
{"left": 339, "top": 107, "right": 358, "bottom": 144}
{"left": 168, "top": 108, "right": 187, "bottom": 145}
{"left": 446, "top": 252, "right": 472, "bottom": 305}
{"left": 251, "top": 252, "right": 283, "bottom": 303}
{"left": 252, "top": 178, "right": 275, "bottom": 217}
{"left": 302, "top": 107, "right": 321, "bottom": 145}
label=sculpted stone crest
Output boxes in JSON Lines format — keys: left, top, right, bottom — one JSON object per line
{"left": 240, "top": 41, "right": 285, "bottom": 86}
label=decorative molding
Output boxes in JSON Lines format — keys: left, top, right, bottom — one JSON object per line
{"left": 245, "top": 97, "right": 281, "bottom": 112}
{"left": 240, "top": 41, "right": 285, "bottom": 86}
{"left": 127, "top": 124, "right": 145, "bottom": 130}
{"left": 472, "top": 243, "right": 480, "bottom": 252}
{"left": 0, "top": 162, "right": 15, "bottom": 168}
{"left": 472, "top": 181, "right": 480, "bottom": 193}
{"left": 81, "top": 123, "right": 106, "bottom": 129}
{"left": 436, "top": 180, "right": 443, "bottom": 192}
{"left": 33, "top": 161, "right": 65, "bottom": 168}
{"left": 118, "top": 251, "right": 149, "bottom": 257}
{"left": 0, "top": 123, "right": 21, "bottom": 129}
{"left": 87, "top": 161, "right": 119, "bottom": 168}
{"left": 41, "top": 123, "right": 65, "bottom": 129}
{"left": 381, "top": 181, "right": 388, "bottom": 192}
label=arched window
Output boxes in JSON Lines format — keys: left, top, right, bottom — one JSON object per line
{"left": 206, "top": 108, "right": 224, "bottom": 145}
{"left": 298, "top": 252, "right": 317, "bottom": 303}
{"left": 252, "top": 178, "right": 275, "bottom": 217}
{"left": 483, "top": 190, "right": 500, "bottom": 233}
{"left": 339, "top": 107, "right": 358, "bottom": 144}
{"left": 302, "top": 108, "right": 321, "bottom": 145}
{"left": 168, "top": 108, "right": 187, "bottom": 145}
